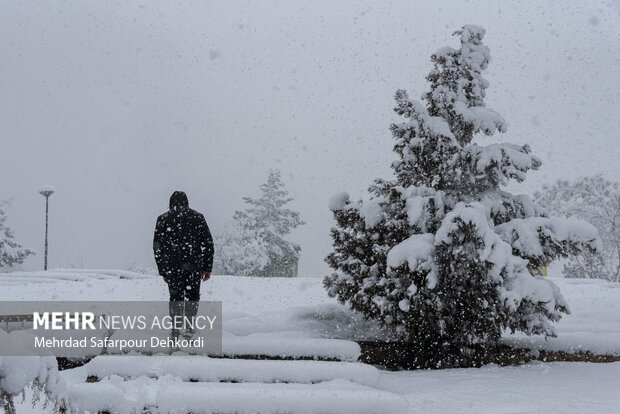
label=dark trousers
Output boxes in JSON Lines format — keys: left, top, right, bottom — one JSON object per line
{"left": 167, "top": 270, "right": 202, "bottom": 332}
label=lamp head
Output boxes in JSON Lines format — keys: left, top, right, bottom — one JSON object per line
{"left": 39, "top": 185, "right": 56, "bottom": 198}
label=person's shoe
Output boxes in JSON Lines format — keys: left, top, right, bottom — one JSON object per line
{"left": 181, "top": 328, "right": 195, "bottom": 339}
{"left": 169, "top": 329, "right": 181, "bottom": 352}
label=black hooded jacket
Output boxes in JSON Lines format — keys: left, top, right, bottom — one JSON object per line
{"left": 153, "top": 191, "right": 214, "bottom": 275}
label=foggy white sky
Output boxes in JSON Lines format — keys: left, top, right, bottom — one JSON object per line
{"left": 1, "top": 0, "right": 618, "bottom": 276}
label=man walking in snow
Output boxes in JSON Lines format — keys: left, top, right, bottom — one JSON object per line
{"left": 153, "top": 191, "right": 214, "bottom": 339}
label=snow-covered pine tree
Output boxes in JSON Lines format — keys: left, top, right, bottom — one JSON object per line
{"left": 534, "top": 175, "right": 620, "bottom": 282}
{"left": 226, "top": 169, "right": 305, "bottom": 276}
{"left": 324, "top": 26, "right": 600, "bottom": 360}
{"left": 0, "top": 201, "right": 34, "bottom": 268}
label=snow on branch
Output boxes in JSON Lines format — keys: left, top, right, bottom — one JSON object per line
{"left": 433, "top": 203, "right": 569, "bottom": 339}
{"left": 328, "top": 192, "right": 351, "bottom": 212}
{"left": 453, "top": 103, "right": 507, "bottom": 136}
{"left": 401, "top": 186, "right": 446, "bottom": 232}
{"left": 425, "top": 25, "right": 507, "bottom": 145}
{"left": 496, "top": 216, "right": 601, "bottom": 269}
{"left": 467, "top": 143, "right": 542, "bottom": 187}
{"left": 477, "top": 192, "right": 549, "bottom": 226}
{"left": 386, "top": 233, "right": 435, "bottom": 288}
{"left": 393, "top": 90, "right": 457, "bottom": 143}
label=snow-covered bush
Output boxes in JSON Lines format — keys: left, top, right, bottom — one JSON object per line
{"left": 0, "top": 331, "right": 65, "bottom": 412}
{"left": 0, "top": 357, "right": 63, "bottom": 413}
{"left": 213, "top": 170, "right": 304, "bottom": 276}
{"left": 534, "top": 175, "right": 620, "bottom": 282}
{"left": 324, "top": 26, "right": 599, "bottom": 357}
{"left": 0, "top": 201, "right": 34, "bottom": 269}
{"left": 213, "top": 223, "right": 270, "bottom": 276}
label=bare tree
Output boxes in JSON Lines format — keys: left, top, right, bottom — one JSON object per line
{"left": 535, "top": 175, "right": 620, "bottom": 282}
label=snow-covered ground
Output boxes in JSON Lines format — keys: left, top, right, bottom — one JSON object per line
{"left": 2, "top": 268, "right": 619, "bottom": 356}
{"left": 380, "top": 361, "right": 620, "bottom": 413}
{"left": 1, "top": 269, "right": 619, "bottom": 413}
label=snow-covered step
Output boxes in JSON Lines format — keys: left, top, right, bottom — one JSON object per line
{"left": 62, "top": 355, "right": 381, "bottom": 387}
{"left": 101, "top": 330, "right": 361, "bottom": 362}
{"left": 65, "top": 378, "right": 409, "bottom": 414}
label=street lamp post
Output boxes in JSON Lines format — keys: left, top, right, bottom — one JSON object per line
{"left": 39, "top": 185, "right": 55, "bottom": 271}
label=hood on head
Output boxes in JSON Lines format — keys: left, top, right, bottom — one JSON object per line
{"left": 169, "top": 191, "right": 189, "bottom": 210}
